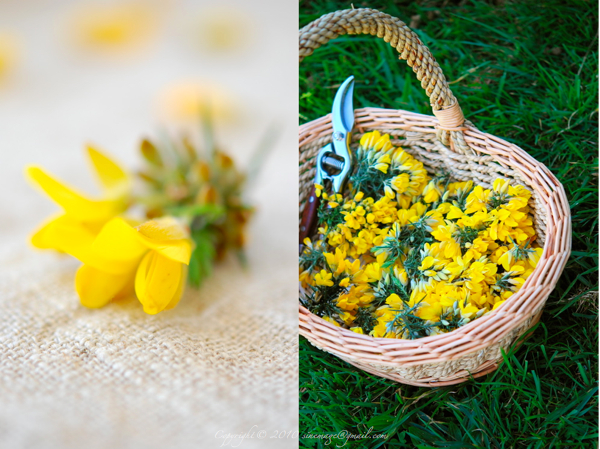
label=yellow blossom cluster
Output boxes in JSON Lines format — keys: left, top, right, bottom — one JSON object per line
{"left": 26, "top": 147, "right": 192, "bottom": 315}
{"left": 27, "top": 135, "right": 251, "bottom": 314}
{"left": 300, "top": 131, "right": 542, "bottom": 339}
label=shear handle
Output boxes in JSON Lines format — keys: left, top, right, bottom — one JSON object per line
{"left": 299, "top": 185, "right": 320, "bottom": 245}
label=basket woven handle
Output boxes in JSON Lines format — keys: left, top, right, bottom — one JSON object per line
{"left": 299, "top": 8, "right": 466, "bottom": 132}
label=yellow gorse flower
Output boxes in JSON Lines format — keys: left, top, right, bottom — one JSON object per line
{"left": 314, "top": 270, "right": 334, "bottom": 287}
{"left": 73, "top": 217, "right": 192, "bottom": 314}
{"left": 26, "top": 146, "right": 196, "bottom": 315}
{"left": 69, "top": 3, "right": 158, "bottom": 53}
{"left": 25, "top": 146, "right": 130, "bottom": 251}
{"left": 299, "top": 131, "right": 542, "bottom": 339}
{"left": 26, "top": 125, "right": 253, "bottom": 316}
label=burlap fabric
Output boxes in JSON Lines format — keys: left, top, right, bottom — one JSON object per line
{"left": 0, "top": 247, "right": 297, "bottom": 448}
{"left": 0, "top": 1, "right": 298, "bottom": 447}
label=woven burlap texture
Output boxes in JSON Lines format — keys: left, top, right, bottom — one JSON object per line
{"left": 0, "top": 244, "right": 297, "bottom": 448}
{"left": 1, "top": 227, "right": 298, "bottom": 447}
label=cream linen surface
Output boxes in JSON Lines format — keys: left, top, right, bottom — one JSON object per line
{"left": 0, "top": 1, "right": 298, "bottom": 448}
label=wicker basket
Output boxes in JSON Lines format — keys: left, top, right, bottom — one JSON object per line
{"left": 299, "top": 8, "right": 571, "bottom": 387}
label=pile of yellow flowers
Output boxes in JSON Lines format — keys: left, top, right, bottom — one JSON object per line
{"left": 27, "top": 135, "right": 251, "bottom": 315}
{"left": 300, "top": 131, "right": 542, "bottom": 339}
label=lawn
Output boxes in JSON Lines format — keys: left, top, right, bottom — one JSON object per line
{"left": 299, "top": 1, "right": 598, "bottom": 448}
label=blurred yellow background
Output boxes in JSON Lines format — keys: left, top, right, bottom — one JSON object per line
{"left": 0, "top": 0, "right": 297, "bottom": 266}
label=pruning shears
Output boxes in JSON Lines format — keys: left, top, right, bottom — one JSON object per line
{"left": 299, "top": 75, "right": 355, "bottom": 245}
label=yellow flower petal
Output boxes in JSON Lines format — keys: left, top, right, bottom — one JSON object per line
{"left": 314, "top": 269, "right": 333, "bottom": 287}
{"left": 75, "top": 264, "right": 135, "bottom": 308}
{"left": 492, "top": 300, "right": 506, "bottom": 310}
{"left": 86, "top": 145, "right": 129, "bottom": 193}
{"left": 84, "top": 217, "right": 148, "bottom": 274}
{"left": 447, "top": 205, "right": 463, "bottom": 220}
{"left": 73, "top": 217, "right": 192, "bottom": 275}
{"left": 386, "top": 293, "right": 403, "bottom": 308}
{"left": 30, "top": 213, "right": 97, "bottom": 257}
{"left": 135, "top": 250, "right": 185, "bottom": 315}
{"left": 30, "top": 213, "right": 72, "bottom": 250}
{"left": 136, "top": 217, "right": 193, "bottom": 265}
{"left": 322, "top": 316, "right": 340, "bottom": 327}
{"left": 161, "top": 265, "right": 188, "bottom": 312}
{"left": 25, "top": 166, "right": 123, "bottom": 222}
{"left": 314, "top": 184, "right": 323, "bottom": 197}
{"left": 493, "top": 178, "right": 510, "bottom": 194}
{"left": 418, "top": 303, "right": 441, "bottom": 321}
{"left": 32, "top": 216, "right": 148, "bottom": 275}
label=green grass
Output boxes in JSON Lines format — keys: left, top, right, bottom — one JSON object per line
{"left": 299, "top": 1, "right": 598, "bottom": 448}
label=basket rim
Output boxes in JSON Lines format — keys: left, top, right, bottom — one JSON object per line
{"left": 299, "top": 106, "right": 571, "bottom": 355}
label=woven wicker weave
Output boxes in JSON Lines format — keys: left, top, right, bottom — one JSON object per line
{"left": 298, "top": 8, "right": 571, "bottom": 386}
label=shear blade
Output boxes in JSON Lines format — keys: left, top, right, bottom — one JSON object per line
{"left": 332, "top": 75, "right": 355, "bottom": 134}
